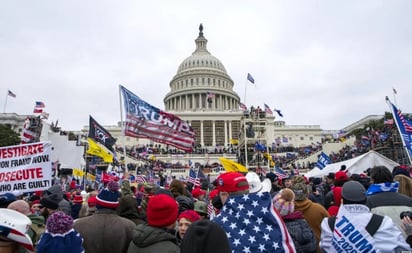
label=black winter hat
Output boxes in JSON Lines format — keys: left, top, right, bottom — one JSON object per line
{"left": 176, "top": 195, "right": 194, "bottom": 214}
{"left": 180, "top": 220, "right": 231, "bottom": 253}
{"left": 40, "top": 193, "right": 60, "bottom": 210}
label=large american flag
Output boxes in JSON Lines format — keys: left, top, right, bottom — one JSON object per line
{"left": 213, "top": 192, "right": 296, "bottom": 252}
{"left": 120, "top": 85, "right": 195, "bottom": 152}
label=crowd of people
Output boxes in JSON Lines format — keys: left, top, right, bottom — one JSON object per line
{"left": 1, "top": 164, "right": 412, "bottom": 252}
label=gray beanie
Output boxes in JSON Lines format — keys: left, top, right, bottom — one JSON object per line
{"left": 342, "top": 181, "right": 366, "bottom": 203}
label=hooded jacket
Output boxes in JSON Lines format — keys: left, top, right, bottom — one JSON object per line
{"left": 127, "top": 224, "right": 180, "bottom": 253}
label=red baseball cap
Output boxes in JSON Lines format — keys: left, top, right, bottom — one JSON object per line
{"left": 335, "top": 171, "right": 349, "bottom": 182}
{"left": 215, "top": 172, "right": 249, "bottom": 193}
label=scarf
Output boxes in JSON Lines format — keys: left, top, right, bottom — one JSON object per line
{"left": 366, "top": 182, "right": 399, "bottom": 196}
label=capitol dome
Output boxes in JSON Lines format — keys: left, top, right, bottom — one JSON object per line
{"left": 164, "top": 24, "right": 240, "bottom": 112}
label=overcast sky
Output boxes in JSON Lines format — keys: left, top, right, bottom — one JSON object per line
{"left": 1, "top": 1, "right": 411, "bottom": 131}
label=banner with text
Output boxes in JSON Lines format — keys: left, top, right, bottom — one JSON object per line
{"left": 0, "top": 142, "right": 52, "bottom": 194}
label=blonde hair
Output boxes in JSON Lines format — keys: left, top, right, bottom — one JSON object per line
{"left": 394, "top": 174, "right": 412, "bottom": 197}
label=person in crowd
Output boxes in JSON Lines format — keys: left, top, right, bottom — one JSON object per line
{"left": 308, "top": 177, "right": 324, "bottom": 205}
{"left": 265, "top": 171, "right": 281, "bottom": 196}
{"left": 194, "top": 200, "right": 209, "bottom": 219}
{"left": 323, "top": 172, "right": 335, "bottom": 196}
{"left": 42, "top": 185, "right": 71, "bottom": 215}
{"left": 0, "top": 192, "right": 16, "bottom": 208}
{"left": 402, "top": 215, "right": 412, "bottom": 247}
{"left": 117, "top": 179, "right": 144, "bottom": 225}
{"left": 30, "top": 199, "right": 42, "bottom": 215}
{"left": 70, "top": 194, "right": 83, "bottom": 219}
{"left": 176, "top": 195, "right": 195, "bottom": 214}
{"left": 292, "top": 181, "right": 329, "bottom": 252}
{"left": 74, "top": 181, "right": 135, "bottom": 253}
{"left": 40, "top": 193, "right": 61, "bottom": 221}
{"left": 8, "top": 200, "right": 45, "bottom": 249}
{"left": 176, "top": 210, "right": 201, "bottom": 244}
{"left": 0, "top": 208, "right": 34, "bottom": 253}
{"left": 366, "top": 165, "right": 412, "bottom": 235}
{"left": 282, "top": 175, "right": 293, "bottom": 188}
{"left": 323, "top": 171, "right": 348, "bottom": 210}
{"left": 169, "top": 179, "right": 187, "bottom": 198}
{"left": 320, "top": 181, "right": 411, "bottom": 252}
{"left": 213, "top": 172, "right": 296, "bottom": 252}
{"left": 180, "top": 219, "right": 231, "bottom": 253}
{"left": 394, "top": 174, "right": 412, "bottom": 197}
{"left": 191, "top": 187, "right": 206, "bottom": 201}
{"left": 273, "top": 188, "right": 317, "bottom": 252}
{"left": 37, "top": 211, "right": 84, "bottom": 253}
{"left": 127, "top": 193, "right": 180, "bottom": 253}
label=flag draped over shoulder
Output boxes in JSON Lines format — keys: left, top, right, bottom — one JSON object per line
{"left": 120, "top": 85, "right": 195, "bottom": 152}
{"left": 213, "top": 192, "right": 296, "bottom": 253}
{"left": 316, "top": 151, "right": 331, "bottom": 170}
{"left": 219, "top": 157, "right": 248, "bottom": 173}
{"left": 89, "top": 116, "right": 116, "bottom": 152}
{"left": 86, "top": 138, "right": 113, "bottom": 163}
{"left": 387, "top": 99, "right": 412, "bottom": 158}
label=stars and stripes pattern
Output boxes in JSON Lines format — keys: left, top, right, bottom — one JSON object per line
{"left": 120, "top": 85, "right": 195, "bottom": 152}
{"left": 135, "top": 175, "right": 147, "bottom": 184}
{"left": 213, "top": 192, "right": 296, "bottom": 253}
{"left": 188, "top": 169, "right": 200, "bottom": 187}
{"left": 388, "top": 99, "right": 412, "bottom": 157}
{"left": 264, "top": 104, "right": 273, "bottom": 115}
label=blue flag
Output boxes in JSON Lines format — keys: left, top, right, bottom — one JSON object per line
{"left": 247, "top": 73, "right": 255, "bottom": 84}
{"left": 213, "top": 192, "right": 296, "bottom": 252}
{"left": 388, "top": 99, "right": 412, "bottom": 158}
{"left": 316, "top": 152, "right": 331, "bottom": 170}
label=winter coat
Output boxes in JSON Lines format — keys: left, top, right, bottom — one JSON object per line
{"left": 294, "top": 198, "right": 329, "bottom": 253}
{"left": 282, "top": 211, "right": 317, "bottom": 253}
{"left": 320, "top": 204, "right": 411, "bottom": 253}
{"left": 366, "top": 191, "right": 412, "bottom": 237}
{"left": 74, "top": 209, "right": 136, "bottom": 253}
{"left": 127, "top": 224, "right": 180, "bottom": 253}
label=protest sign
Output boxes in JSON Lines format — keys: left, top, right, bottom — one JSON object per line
{"left": 0, "top": 142, "right": 52, "bottom": 194}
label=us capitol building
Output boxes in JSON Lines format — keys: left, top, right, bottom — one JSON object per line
{"left": 2, "top": 24, "right": 364, "bottom": 172}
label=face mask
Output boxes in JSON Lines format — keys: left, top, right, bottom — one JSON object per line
{"left": 212, "top": 195, "right": 223, "bottom": 210}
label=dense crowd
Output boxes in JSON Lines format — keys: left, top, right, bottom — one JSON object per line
{"left": 1, "top": 163, "right": 412, "bottom": 253}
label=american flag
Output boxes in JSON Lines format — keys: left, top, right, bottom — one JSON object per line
{"left": 188, "top": 169, "right": 200, "bottom": 187}
{"left": 264, "top": 104, "right": 273, "bottom": 115}
{"left": 120, "top": 85, "right": 195, "bottom": 152}
{"left": 396, "top": 107, "right": 412, "bottom": 133}
{"left": 135, "top": 175, "right": 147, "bottom": 184}
{"left": 35, "top": 101, "right": 45, "bottom": 108}
{"left": 21, "top": 128, "right": 36, "bottom": 144}
{"left": 239, "top": 102, "right": 248, "bottom": 112}
{"left": 207, "top": 91, "right": 215, "bottom": 99}
{"left": 274, "top": 167, "right": 288, "bottom": 180}
{"left": 213, "top": 192, "right": 296, "bottom": 252}
{"left": 389, "top": 100, "right": 412, "bottom": 157}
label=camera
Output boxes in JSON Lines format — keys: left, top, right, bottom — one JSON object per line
{"left": 400, "top": 211, "right": 412, "bottom": 219}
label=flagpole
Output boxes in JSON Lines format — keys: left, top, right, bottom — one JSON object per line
{"left": 393, "top": 88, "right": 398, "bottom": 107}
{"left": 243, "top": 79, "right": 247, "bottom": 105}
{"left": 386, "top": 97, "right": 412, "bottom": 165}
{"left": 119, "top": 84, "right": 129, "bottom": 173}
{"left": 3, "top": 92, "right": 8, "bottom": 113}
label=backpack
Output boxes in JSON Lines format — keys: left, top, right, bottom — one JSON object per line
{"left": 328, "top": 213, "right": 384, "bottom": 236}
